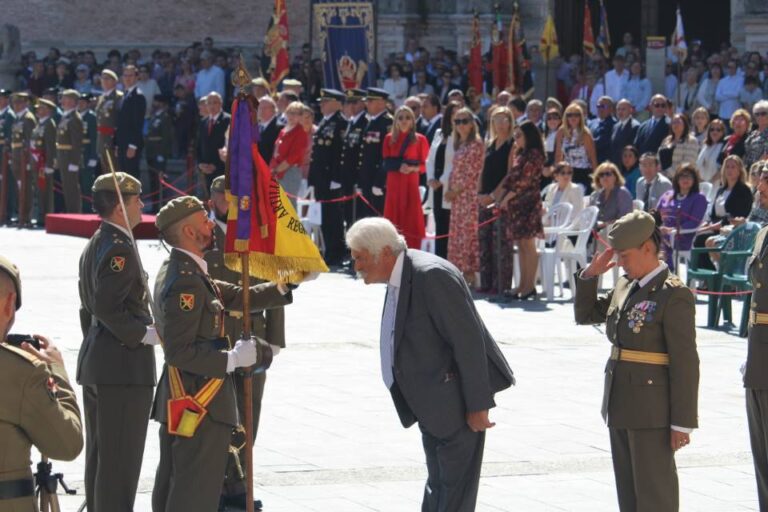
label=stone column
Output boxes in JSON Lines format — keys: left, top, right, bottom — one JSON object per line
{"left": 0, "top": 25, "right": 21, "bottom": 91}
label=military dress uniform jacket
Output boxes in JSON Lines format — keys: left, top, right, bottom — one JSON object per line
{"left": 145, "top": 109, "right": 173, "bottom": 167}
{"left": 0, "top": 343, "right": 83, "bottom": 509}
{"left": 746, "top": 227, "right": 768, "bottom": 389}
{"left": 308, "top": 110, "right": 347, "bottom": 199}
{"left": 339, "top": 113, "right": 368, "bottom": 194}
{"left": 79, "top": 109, "right": 98, "bottom": 168}
{"left": 359, "top": 112, "right": 393, "bottom": 192}
{"left": 95, "top": 89, "right": 123, "bottom": 158}
{"left": 574, "top": 267, "right": 699, "bottom": 429}
{"left": 10, "top": 110, "right": 36, "bottom": 162}
{"left": 31, "top": 117, "right": 56, "bottom": 169}
{"left": 77, "top": 222, "right": 156, "bottom": 386}
{"left": 151, "top": 249, "right": 291, "bottom": 427}
{"left": 205, "top": 222, "right": 285, "bottom": 346}
{"left": 0, "top": 107, "right": 13, "bottom": 153}
{"left": 55, "top": 111, "right": 83, "bottom": 171}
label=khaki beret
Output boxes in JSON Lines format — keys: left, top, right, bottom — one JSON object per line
{"left": 0, "top": 255, "right": 21, "bottom": 310}
{"left": 607, "top": 211, "right": 657, "bottom": 251}
{"left": 101, "top": 69, "right": 118, "bottom": 81}
{"left": 210, "top": 176, "right": 225, "bottom": 194}
{"left": 37, "top": 98, "right": 57, "bottom": 110}
{"left": 156, "top": 196, "right": 206, "bottom": 232}
{"left": 60, "top": 89, "right": 80, "bottom": 99}
{"left": 92, "top": 172, "right": 142, "bottom": 195}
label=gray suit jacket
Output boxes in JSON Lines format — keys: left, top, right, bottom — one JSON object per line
{"left": 635, "top": 174, "right": 673, "bottom": 210}
{"left": 389, "top": 250, "right": 515, "bottom": 438}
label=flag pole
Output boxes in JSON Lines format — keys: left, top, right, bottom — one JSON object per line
{"left": 675, "top": 6, "right": 682, "bottom": 113}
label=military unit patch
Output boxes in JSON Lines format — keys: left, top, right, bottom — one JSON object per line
{"left": 180, "top": 293, "right": 195, "bottom": 311}
{"left": 110, "top": 256, "right": 126, "bottom": 272}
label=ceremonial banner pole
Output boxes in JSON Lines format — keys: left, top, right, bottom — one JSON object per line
{"left": 240, "top": 252, "right": 255, "bottom": 512}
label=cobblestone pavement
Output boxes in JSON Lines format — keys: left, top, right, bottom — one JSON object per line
{"left": 0, "top": 227, "right": 759, "bottom": 511}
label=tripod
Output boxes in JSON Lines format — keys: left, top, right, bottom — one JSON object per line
{"left": 35, "top": 457, "right": 76, "bottom": 512}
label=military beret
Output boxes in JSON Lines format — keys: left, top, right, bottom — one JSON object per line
{"left": 37, "top": 98, "right": 57, "bottom": 110}
{"left": 607, "top": 211, "right": 657, "bottom": 251}
{"left": 282, "top": 78, "right": 302, "bottom": 88}
{"left": 210, "top": 176, "right": 226, "bottom": 194}
{"left": 92, "top": 172, "right": 142, "bottom": 195}
{"left": 365, "top": 87, "right": 390, "bottom": 100}
{"left": 60, "top": 89, "right": 80, "bottom": 100}
{"left": 0, "top": 89, "right": 11, "bottom": 98}
{"left": 156, "top": 196, "right": 206, "bottom": 233}
{"left": 101, "top": 69, "right": 118, "bottom": 81}
{"left": 345, "top": 88, "right": 366, "bottom": 102}
{"left": 319, "top": 88, "right": 344, "bottom": 102}
{"left": 0, "top": 254, "right": 21, "bottom": 310}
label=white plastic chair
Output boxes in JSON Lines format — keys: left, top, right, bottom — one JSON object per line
{"left": 298, "top": 186, "right": 325, "bottom": 253}
{"left": 420, "top": 211, "right": 436, "bottom": 253}
{"left": 699, "top": 182, "right": 713, "bottom": 202}
{"left": 537, "top": 203, "right": 574, "bottom": 300}
{"left": 542, "top": 202, "right": 573, "bottom": 244}
{"left": 553, "top": 206, "right": 600, "bottom": 297}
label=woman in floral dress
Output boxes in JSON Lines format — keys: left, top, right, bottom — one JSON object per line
{"left": 446, "top": 107, "right": 485, "bottom": 286}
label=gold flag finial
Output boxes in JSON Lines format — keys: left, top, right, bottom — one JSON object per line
{"left": 231, "top": 55, "right": 253, "bottom": 93}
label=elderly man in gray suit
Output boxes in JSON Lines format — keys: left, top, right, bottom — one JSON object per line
{"left": 635, "top": 152, "right": 673, "bottom": 211}
{"left": 346, "top": 217, "right": 515, "bottom": 512}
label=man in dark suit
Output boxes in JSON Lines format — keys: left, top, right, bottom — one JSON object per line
{"left": 196, "top": 92, "right": 230, "bottom": 191}
{"left": 359, "top": 88, "right": 393, "bottom": 217}
{"left": 610, "top": 99, "right": 640, "bottom": 167}
{"left": 420, "top": 94, "right": 442, "bottom": 145}
{"left": 256, "top": 96, "right": 283, "bottom": 163}
{"left": 588, "top": 96, "right": 616, "bottom": 165}
{"left": 309, "top": 89, "right": 348, "bottom": 266}
{"left": 634, "top": 94, "right": 670, "bottom": 155}
{"left": 346, "top": 217, "right": 515, "bottom": 512}
{"left": 115, "top": 65, "right": 147, "bottom": 178}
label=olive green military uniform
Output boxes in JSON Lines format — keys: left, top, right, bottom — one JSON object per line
{"left": 30, "top": 110, "right": 56, "bottom": 224}
{"left": 77, "top": 173, "right": 156, "bottom": 512}
{"left": 745, "top": 225, "right": 768, "bottom": 509}
{"left": 0, "top": 255, "right": 83, "bottom": 510}
{"left": 95, "top": 89, "right": 123, "bottom": 169}
{"left": 150, "top": 197, "right": 291, "bottom": 512}
{"left": 205, "top": 214, "right": 286, "bottom": 499}
{"left": 10, "top": 107, "right": 36, "bottom": 225}
{"left": 56, "top": 109, "right": 84, "bottom": 213}
{"left": 574, "top": 211, "right": 699, "bottom": 512}
{"left": 145, "top": 107, "right": 173, "bottom": 212}
{"left": 0, "top": 100, "right": 14, "bottom": 224}
{"left": 79, "top": 106, "right": 98, "bottom": 212}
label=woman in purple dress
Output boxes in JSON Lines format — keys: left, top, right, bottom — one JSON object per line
{"left": 656, "top": 163, "right": 709, "bottom": 271}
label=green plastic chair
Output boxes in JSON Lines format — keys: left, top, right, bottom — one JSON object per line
{"left": 719, "top": 270, "right": 752, "bottom": 337}
{"left": 687, "top": 222, "right": 761, "bottom": 328}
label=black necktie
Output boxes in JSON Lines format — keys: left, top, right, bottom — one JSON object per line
{"left": 643, "top": 182, "right": 651, "bottom": 211}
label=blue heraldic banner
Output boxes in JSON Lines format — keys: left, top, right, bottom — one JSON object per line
{"left": 312, "top": 1, "right": 375, "bottom": 91}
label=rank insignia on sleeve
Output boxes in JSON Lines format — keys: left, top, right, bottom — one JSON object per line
{"left": 110, "top": 256, "right": 126, "bottom": 272}
{"left": 180, "top": 293, "right": 195, "bottom": 311}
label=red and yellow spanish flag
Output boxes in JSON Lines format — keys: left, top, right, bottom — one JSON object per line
{"left": 583, "top": 2, "right": 596, "bottom": 57}
{"left": 224, "top": 92, "right": 328, "bottom": 284}
{"left": 264, "top": 0, "right": 290, "bottom": 90}
{"left": 539, "top": 14, "right": 560, "bottom": 64}
{"left": 468, "top": 13, "right": 484, "bottom": 95}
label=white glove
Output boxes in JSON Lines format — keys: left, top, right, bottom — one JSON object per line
{"left": 67, "top": 164, "right": 79, "bottom": 172}
{"left": 270, "top": 344, "right": 281, "bottom": 357}
{"left": 141, "top": 326, "right": 161, "bottom": 346}
{"left": 330, "top": 181, "right": 342, "bottom": 190}
{"left": 157, "top": 155, "right": 165, "bottom": 163}
{"left": 44, "top": 167, "right": 55, "bottom": 175}
{"left": 87, "top": 159, "right": 97, "bottom": 167}
{"left": 226, "top": 338, "right": 257, "bottom": 372}
{"left": 372, "top": 186, "right": 384, "bottom": 196}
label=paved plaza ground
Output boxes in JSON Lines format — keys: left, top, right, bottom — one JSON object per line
{"left": 0, "top": 226, "right": 761, "bottom": 511}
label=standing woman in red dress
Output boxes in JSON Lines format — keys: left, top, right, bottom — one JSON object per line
{"left": 382, "top": 105, "right": 430, "bottom": 248}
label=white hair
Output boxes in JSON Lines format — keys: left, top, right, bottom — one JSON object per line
{"left": 258, "top": 96, "right": 277, "bottom": 109}
{"left": 345, "top": 218, "right": 406, "bottom": 256}
{"left": 754, "top": 100, "right": 768, "bottom": 114}
{"left": 206, "top": 92, "right": 222, "bottom": 103}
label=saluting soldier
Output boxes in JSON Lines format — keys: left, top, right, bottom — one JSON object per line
{"left": 77, "top": 172, "right": 158, "bottom": 512}
{"left": 151, "top": 196, "right": 293, "bottom": 512}
{"left": 205, "top": 177, "right": 286, "bottom": 510}
{"left": 9, "top": 92, "right": 37, "bottom": 227}
{"left": 359, "top": 87, "right": 393, "bottom": 217}
{"left": 95, "top": 69, "right": 123, "bottom": 171}
{"left": 29, "top": 99, "right": 57, "bottom": 225}
{"left": 0, "top": 89, "right": 15, "bottom": 225}
{"left": 56, "top": 89, "right": 85, "bottom": 214}
{"left": 78, "top": 92, "right": 99, "bottom": 212}
{"left": 145, "top": 94, "right": 174, "bottom": 213}
{"left": 744, "top": 168, "right": 768, "bottom": 509}
{"left": 0, "top": 255, "right": 83, "bottom": 510}
{"left": 340, "top": 88, "right": 368, "bottom": 230}
{"left": 308, "top": 88, "right": 347, "bottom": 266}
{"left": 575, "top": 210, "right": 699, "bottom": 512}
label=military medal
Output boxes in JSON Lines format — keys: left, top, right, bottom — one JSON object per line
{"left": 627, "top": 301, "right": 657, "bottom": 334}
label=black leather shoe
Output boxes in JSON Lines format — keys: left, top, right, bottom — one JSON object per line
{"left": 223, "top": 493, "right": 263, "bottom": 510}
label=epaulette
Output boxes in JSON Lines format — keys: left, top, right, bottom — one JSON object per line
{"left": 0, "top": 342, "right": 40, "bottom": 365}
{"left": 665, "top": 274, "right": 684, "bottom": 288}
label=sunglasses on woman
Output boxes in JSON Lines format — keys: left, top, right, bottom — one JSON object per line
{"left": 598, "top": 172, "right": 614, "bottom": 178}
{"left": 453, "top": 118, "right": 472, "bottom": 125}
{"left": 396, "top": 115, "right": 412, "bottom": 121}
{"left": 547, "top": 115, "right": 561, "bottom": 120}
{"left": 566, "top": 113, "right": 580, "bottom": 118}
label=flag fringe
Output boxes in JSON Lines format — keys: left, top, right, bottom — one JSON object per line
{"left": 225, "top": 252, "right": 329, "bottom": 284}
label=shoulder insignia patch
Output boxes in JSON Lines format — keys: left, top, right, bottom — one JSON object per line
{"left": 180, "top": 293, "right": 195, "bottom": 311}
{"left": 46, "top": 376, "right": 59, "bottom": 400}
{"left": 110, "top": 256, "right": 126, "bottom": 272}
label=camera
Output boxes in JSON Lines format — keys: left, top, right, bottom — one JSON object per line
{"left": 6, "top": 334, "right": 41, "bottom": 350}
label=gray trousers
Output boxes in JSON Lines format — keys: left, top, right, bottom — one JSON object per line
{"left": 279, "top": 165, "right": 302, "bottom": 211}
{"left": 83, "top": 384, "right": 153, "bottom": 512}
{"left": 420, "top": 424, "right": 485, "bottom": 512}
{"left": 609, "top": 427, "right": 678, "bottom": 512}
{"left": 152, "top": 419, "right": 232, "bottom": 512}
{"left": 747, "top": 388, "right": 768, "bottom": 510}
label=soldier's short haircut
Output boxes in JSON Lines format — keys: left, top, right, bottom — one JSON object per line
{"left": 0, "top": 270, "right": 13, "bottom": 299}
{"left": 92, "top": 191, "right": 121, "bottom": 217}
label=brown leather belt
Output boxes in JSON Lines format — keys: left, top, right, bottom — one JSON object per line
{"left": 10, "top": 143, "right": 22, "bottom": 149}
{"left": 610, "top": 346, "right": 669, "bottom": 366}
{"left": 0, "top": 478, "right": 34, "bottom": 500}
{"left": 750, "top": 311, "right": 768, "bottom": 326}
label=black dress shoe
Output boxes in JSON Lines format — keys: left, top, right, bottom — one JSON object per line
{"left": 223, "top": 493, "right": 263, "bottom": 510}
